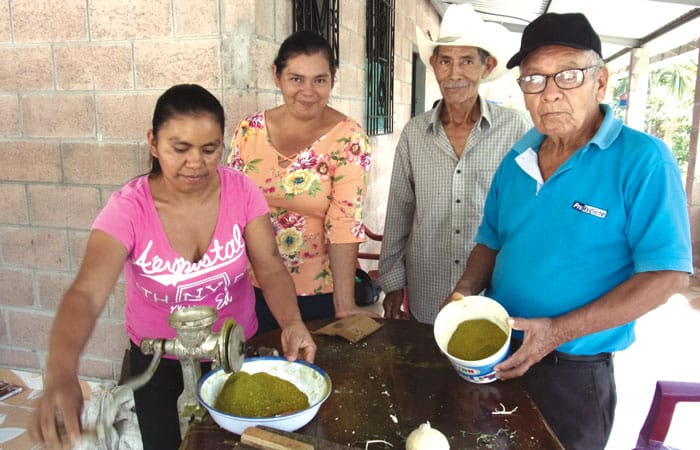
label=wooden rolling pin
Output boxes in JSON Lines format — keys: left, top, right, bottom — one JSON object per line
{"left": 241, "top": 426, "right": 314, "bottom": 450}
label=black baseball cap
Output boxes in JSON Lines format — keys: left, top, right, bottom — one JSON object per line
{"left": 507, "top": 12, "right": 602, "bottom": 68}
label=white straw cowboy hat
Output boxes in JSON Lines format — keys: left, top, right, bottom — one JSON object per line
{"left": 416, "top": 3, "right": 513, "bottom": 82}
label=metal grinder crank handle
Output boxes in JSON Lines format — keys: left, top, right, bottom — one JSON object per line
{"left": 86, "top": 308, "right": 247, "bottom": 448}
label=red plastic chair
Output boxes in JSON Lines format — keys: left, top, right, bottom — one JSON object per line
{"left": 357, "top": 228, "right": 383, "bottom": 280}
{"left": 635, "top": 380, "right": 700, "bottom": 449}
{"left": 357, "top": 228, "right": 409, "bottom": 318}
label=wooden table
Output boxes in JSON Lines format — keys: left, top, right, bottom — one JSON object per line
{"left": 182, "top": 319, "right": 563, "bottom": 449}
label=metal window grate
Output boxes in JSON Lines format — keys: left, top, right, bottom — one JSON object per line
{"left": 292, "top": 0, "right": 340, "bottom": 67}
{"left": 365, "top": 0, "right": 395, "bottom": 136}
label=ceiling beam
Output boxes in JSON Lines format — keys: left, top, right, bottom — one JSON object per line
{"left": 428, "top": 1, "right": 694, "bottom": 58}
{"left": 648, "top": 0, "right": 700, "bottom": 6}
{"left": 606, "top": 8, "right": 700, "bottom": 62}
{"left": 429, "top": 0, "right": 447, "bottom": 15}
{"left": 600, "top": 35, "right": 643, "bottom": 47}
{"left": 480, "top": 20, "right": 639, "bottom": 47}
{"left": 430, "top": 1, "right": 642, "bottom": 46}
{"left": 650, "top": 38, "right": 700, "bottom": 63}
{"left": 601, "top": 38, "right": 699, "bottom": 75}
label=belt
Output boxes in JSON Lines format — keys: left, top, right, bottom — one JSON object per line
{"left": 544, "top": 350, "right": 612, "bottom": 364}
{"left": 511, "top": 339, "right": 612, "bottom": 364}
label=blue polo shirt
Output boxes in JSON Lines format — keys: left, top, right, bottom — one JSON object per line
{"left": 476, "top": 104, "right": 692, "bottom": 354}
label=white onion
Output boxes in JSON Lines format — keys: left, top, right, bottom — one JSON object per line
{"left": 405, "top": 421, "right": 450, "bottom": 450}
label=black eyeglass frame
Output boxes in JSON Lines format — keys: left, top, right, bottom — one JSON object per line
{"left": 516, "top": 65, "right": 603, "bottom": 94}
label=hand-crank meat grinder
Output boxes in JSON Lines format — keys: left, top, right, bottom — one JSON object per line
{"left": 88, "top": 306, "right": 249, "bottom": 447}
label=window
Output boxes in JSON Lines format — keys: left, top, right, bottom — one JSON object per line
{"left": 365, "top": 0, "right": 395, "bottom": 136}
{"left": 292, "top": 0, "right": 340, "bottom": 67}
{"left": 411, "top": 52, "right": 426, "bottom": 117}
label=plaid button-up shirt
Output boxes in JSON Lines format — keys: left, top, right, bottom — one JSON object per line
{"left": 379, "top": 96, "right": 532, "bottom": 323}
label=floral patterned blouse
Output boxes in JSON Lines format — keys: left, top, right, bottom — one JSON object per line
{"left": 227, "top": 111, "right": 371, "bottom": 295}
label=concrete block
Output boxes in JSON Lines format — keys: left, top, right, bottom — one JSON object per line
{"left": 0, "top": 347, "right": 42, "bottom": 370}
{"left": 62, "top": 142, "right": 142, "bottom": 185}
{"left": 0, "top": 1, "right": 9, "bottom": 42}
{"left": 0, "top": 227, "right": 70, "bottom": 270}
{"left": 108, "top": 279, "right": 127, "bottom": 320}
{"left": 28, "top": 184, "right": 101, "bottom": 229}
{"left": 78, "top": 357, "right": 120, "bottom": 380}
{"left": 0, "top": 142, "right": 62, "bottom": 183}
{"left": 174, "top": 0, "right": 219, "bottom": 36}
{"left": 12, "top": 0, "right": 87, "bottom": 42}
{"left": 83, "top": 319, "right": 128, "bottom": 361}
{"left": 22, "top": 94, "right": 95, "bottom": 138}
{"left": 100, "top": 187, "right": 122, "bottom": 208}
{"left": 0, "top": 47, "right": 54, "bottom": 91}
{"left": 273, "top": 0, "right": 292, "bottom": 40}
{"left": 0, "top": 268, "right": 34, "bottom": 307}
{"left": 255, "top": 0, "right": 274, "bottom": 39}
{"left": 37, "top": 271, "right": 75, "bottom": 311}
{"left": 0, "top": 184, "right": 28, "bottom": 225}
{"left": 222, "top": 0, "right": 255, "bottom": 32}
{"left": 222, "top": 30, "right": 255, "bottom": 90}
{"left": 55, "top": 44, "right": 133, "bottom": 90}
{"left": 252, "top": 40, "right": 278, "bottom": 90}
{"left": 7, "top": 310, "right": 55, "bottom": 350}
{"left": 340, "top": 1, "right": 363, "bottom": 34}
{"left": 223, "top": 90, "right": 259, "bottom": 135}
{"left": 0, "top": 95, "right": 20, "bottom": 136}
{"left": 68, "top": 230, "right": 90, "bottom": 271}
{"left": 88, "top": 0, "right": 171, "bottom": 40}
{"left": 96, "top": 93, "right": 159, "bottom": 140}
{"left": 134, "top": 39, "right": 220, "bottom": 89}
{"left": 0, "top": 310, "right": 7, "bottom": 345}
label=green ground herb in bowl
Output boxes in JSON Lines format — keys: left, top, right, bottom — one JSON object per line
{"left": 214, "top": 371, "right": 309, "bottom": 417}
{"left": 447, "top": 319, "right": 508, "bottom": 361}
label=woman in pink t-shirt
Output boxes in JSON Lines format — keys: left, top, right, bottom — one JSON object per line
{"left": 30, "top": 84, "right": 316, "bottom": 450}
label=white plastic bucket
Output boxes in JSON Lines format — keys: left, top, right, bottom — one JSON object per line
{"left": 434, "top": 295, "right": 511, "bottom": 384}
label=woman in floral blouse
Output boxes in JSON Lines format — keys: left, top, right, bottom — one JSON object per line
{"left": 228, "top": 30, "right": 379, "bottom": 333}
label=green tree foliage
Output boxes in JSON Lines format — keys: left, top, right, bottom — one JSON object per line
{"left": 611, "top": 59, "right": 696, "bottom": 166}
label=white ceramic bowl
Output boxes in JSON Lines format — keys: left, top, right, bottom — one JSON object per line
{"left": 197, "top": 356, "right": 332, "bottom": 435}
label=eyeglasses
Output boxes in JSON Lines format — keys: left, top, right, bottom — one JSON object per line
{"left": 516, "top": 66, "right": 602, "bottom": 94}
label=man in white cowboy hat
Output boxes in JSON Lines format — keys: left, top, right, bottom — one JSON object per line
{"left": 378, "top": 3, "right": 531, "bottom": 323}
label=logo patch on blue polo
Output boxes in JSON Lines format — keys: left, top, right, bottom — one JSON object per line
{"left": 572, "top": 201, "right": 607, "bottom": 218}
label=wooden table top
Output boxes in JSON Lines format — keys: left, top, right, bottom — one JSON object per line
{"left": 181, "top": 318, "right": 563, "bottom": 449}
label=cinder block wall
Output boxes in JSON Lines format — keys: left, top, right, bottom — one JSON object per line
{"left": 362, "top": 0, "right": 440, "bottom": 239}
{"left": 0, "top": 0, "right": 439, "bottom": 381}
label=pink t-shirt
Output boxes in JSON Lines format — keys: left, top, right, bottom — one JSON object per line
{"left": 93, "top": 166, "right": 269, "bottom": 345}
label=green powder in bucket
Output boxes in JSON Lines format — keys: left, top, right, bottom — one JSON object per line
{"left": 214, "top": 371, "right": 309, "bottom": 417}
{"left": 447, "top": 319, "right": 508, "bottom": 361}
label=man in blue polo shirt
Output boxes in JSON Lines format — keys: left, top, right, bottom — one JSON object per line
{"left": 447, "top": 12, "right": 692, "bottom": 450}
